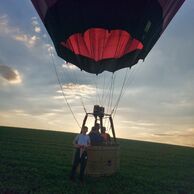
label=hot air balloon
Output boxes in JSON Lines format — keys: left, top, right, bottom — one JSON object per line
{"left": 31, "top": 0, "right": 185, "bottom": 176}
{"left": 31, "top": 0, "right": 185, "bottom": 74}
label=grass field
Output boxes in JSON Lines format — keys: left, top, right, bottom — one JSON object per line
{"left": 0, "top": 126, "right": 194, "bottom": 194}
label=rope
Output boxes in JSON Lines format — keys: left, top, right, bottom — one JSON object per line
{"left": 107, "top": 73, "right": 115, "bottom": 114}
{"left": 49, "top": 47, "right": 81, "bottom": 129}
{"left": 95, "top": 75, "right": 102, "bottom": 106}
{"left": 62, "top": 34, "right": 87, "bottom": 114}
{"left": 110, "top": 73, "right": 116, "bottom": 113}
{"left": 112, "top": 60, "right": 143, "bottom": 119}
{"left": 101, "top": 72, "right": 106, "bottom": 105}
{"left": 111, "top": 68, "right": 129, "bottom": 116}
{"left": 80, "top": 96, "right": 87, "bottom": 113}
{"left": 69, "top": 67, "right": 87, "bottom": 113}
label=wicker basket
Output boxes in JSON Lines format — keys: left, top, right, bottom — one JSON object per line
{"left": 86, "top": 144, "right": 120, "bottom": 177}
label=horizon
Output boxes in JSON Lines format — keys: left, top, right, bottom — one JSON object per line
{"left": 1, "top": 125, "right": 193, "bottom": 149}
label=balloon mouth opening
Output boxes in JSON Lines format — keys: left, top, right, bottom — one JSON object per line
{"left": 61, "top": 28, "right": 143, "bottom": 62}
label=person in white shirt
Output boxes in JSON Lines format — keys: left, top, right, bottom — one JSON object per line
{"left": 70, "top": 126, "right": 91, "bottom": 182}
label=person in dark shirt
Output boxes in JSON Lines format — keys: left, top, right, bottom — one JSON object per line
{"left": 101, "top": 127, "right": 111, "bottom": 143}
{"left": 89, "top": 123, "right": 103, "bottom": 145}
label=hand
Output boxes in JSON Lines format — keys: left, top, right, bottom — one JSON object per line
{"left": 79, "top": 144, "right": 84, "bottom": 148}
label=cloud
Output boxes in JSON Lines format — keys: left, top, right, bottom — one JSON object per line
{"left": 122, "top": 120, "right": 157, "bottom": 127}
{"left": 54, "top": 83, "right": 96, "bottom": 102}
{"left": 0, "top": 14, "right": 19, "bottom": 35}
{"left": 127, "top": 128, "right": 194, "bottom": 147}
{"left": 152, "top": 128, "right": 194, "bottom": 147}
{"left": 0, "top": 14, "right": 40, "bottom": 48}
{"left": 119, "top": 128, "right": 194, "bottom": 147}
{"left": 44, "top": 43, "right": 55, "bottom": 56}
{"left": 14, "top": 34, "right": 39, "bottom": 47}
{"left": 63, "top": 83, "right": 95, "bottom": 95}
{"left": 34, "top": 26, "right": 41, "bottom": 33}
{"left": 154, "top": 128, "right": 194, "bottom": 138}
{"left": 62, "top": 62, "right": 79, "bottom": 71}
{"left": 31, "top": 17, "right": 41, "bottom": 33}
{"left": 0, "top": 64, "right": 22, "bottom": 84}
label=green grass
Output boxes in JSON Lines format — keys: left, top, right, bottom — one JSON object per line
{"left": 0, "top": 126, "right": 194, "bottom": 194}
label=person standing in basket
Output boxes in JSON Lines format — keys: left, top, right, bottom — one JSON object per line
{"left": 70, "top": 126, "right": 91, "bottom": 182}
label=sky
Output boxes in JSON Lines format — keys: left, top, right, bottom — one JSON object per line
{"left": 0, "top": 1, "right": 194, "bottom": 147}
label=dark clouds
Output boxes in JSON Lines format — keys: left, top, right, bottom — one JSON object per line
{"left": 0, "top": 64, "right": 21, "bottom": 82}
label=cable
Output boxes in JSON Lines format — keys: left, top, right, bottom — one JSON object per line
{"left": 49, "top": 47, "right": 81, "bottom": 129}
{"left": 111, "top": 67, "right": 129, "bottom": 116}
{"left": 95, "top": 75, "right": 102, "bottom": 106}
{"left": 67, "top": 65, "right": 87, "bottom": 113}
{"left": 112, "top": 60, "right": 143, "bottom": 119}
{"left": 107, "top": 73, "right": 115, "bottom": 114}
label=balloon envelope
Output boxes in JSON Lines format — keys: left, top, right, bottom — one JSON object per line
{"left": 31, "top": 0, "right": 185, "bottom": 74}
